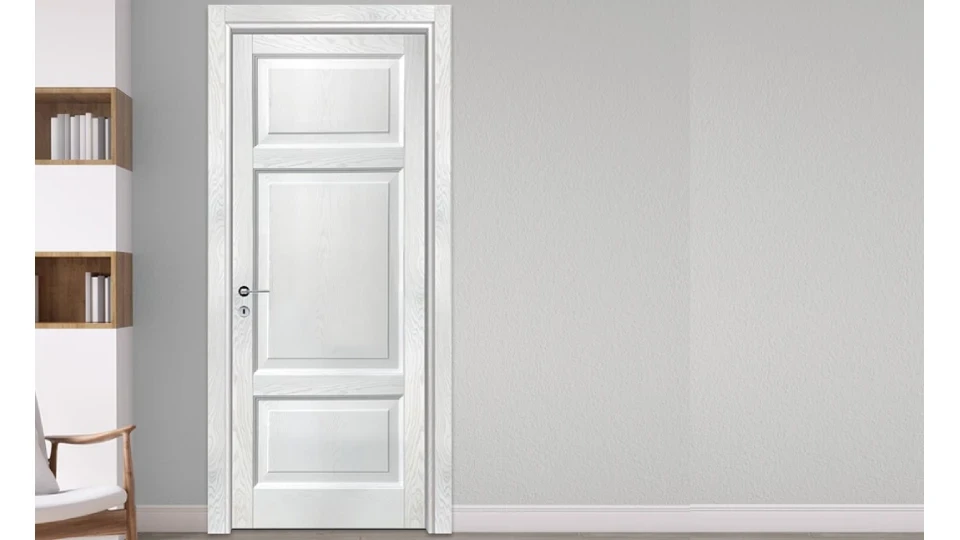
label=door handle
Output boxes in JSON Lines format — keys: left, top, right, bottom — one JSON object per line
{"left": 238, "top": 286, "right": 270, "bottom": 297}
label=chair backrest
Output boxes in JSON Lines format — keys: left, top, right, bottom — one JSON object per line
{"left": 36, "top": 396, "right": 47, "bottom": 460}
{"left": 35, "top": 395, "right": 61, "bottom": 496}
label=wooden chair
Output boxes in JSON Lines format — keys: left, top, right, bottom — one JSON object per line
{"left": 35, "top": 421, "right": 138, "bottom": 540}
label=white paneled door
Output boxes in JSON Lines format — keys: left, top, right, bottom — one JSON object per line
{"left": 231, "top": 34, "right": 426, "bottom": 529}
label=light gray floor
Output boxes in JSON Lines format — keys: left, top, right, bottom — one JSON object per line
{"left": 142, "top": 533, "right": 922, "bottom": 540}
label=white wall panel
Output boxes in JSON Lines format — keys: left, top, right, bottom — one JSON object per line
{"left": 116, "top": 166, "right": 134, "bottom": 252}
{"left": 35, "top": 329, "right": 121, "bottom": 489}
{"left": 35, "top": 166, "right": 132, "bottom": 252}
{"left": 35, "top": 0, "right": 118, "bottom": 89}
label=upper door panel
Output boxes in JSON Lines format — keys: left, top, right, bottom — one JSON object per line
{"left": 253, "top": 35, "right": 404, "bottom": 147}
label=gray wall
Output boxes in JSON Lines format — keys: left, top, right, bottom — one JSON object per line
{"left": 132, "top": 0, "right": 921, "bottom": 506}
{"left": 689, "top": 0, "right": 923, "bottom": 502}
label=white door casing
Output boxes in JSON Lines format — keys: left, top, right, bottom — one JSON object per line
{"left": 207, "top": 5, "right": 452, "bottom": 535}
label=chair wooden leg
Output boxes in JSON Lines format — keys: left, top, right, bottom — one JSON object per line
{"left": 122, "top": 432, "right": 137, "bottom": 540}
{"left": 125, "top": 509, "right": 137, "bottom": 540}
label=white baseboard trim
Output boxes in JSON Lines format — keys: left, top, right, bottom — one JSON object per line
{"left": 137, "top": 505, "right": 207, "bottom": 533}
{"left": 454, "top": 505, "right": 924, "bottom": 533}
{"left": 138, "top": 504, "right": 923, "bottom": 533}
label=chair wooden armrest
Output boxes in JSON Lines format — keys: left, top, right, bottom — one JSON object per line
{"left": 45, "top": 426, "right": 136, "bottom": 477}
{"left": 45, "top": 425, "right": 135, "bottom": 445}
{"left": 37, "top": 425, "right": 137, "bottom": 540}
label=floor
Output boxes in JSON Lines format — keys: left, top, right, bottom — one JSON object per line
{"left": 142, "top": 533, "right": 922, "bottom": 540}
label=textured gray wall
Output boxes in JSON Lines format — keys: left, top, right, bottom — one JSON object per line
{"left": 132, "top": 0, "right": 921, "bottom": 506}
{"left": 688, "top": 0, "right": 923, "bottom": 502}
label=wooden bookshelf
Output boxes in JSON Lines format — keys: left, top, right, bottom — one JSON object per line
{"left": 35, "top": 87, "right": 132, "bottom": 171}
{"left": 35, "top": 251, "right": 132, "bottom": 329}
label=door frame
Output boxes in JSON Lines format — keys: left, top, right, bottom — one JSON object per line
{"left": 205, "top": 5, "right": 452, "bottom": 534}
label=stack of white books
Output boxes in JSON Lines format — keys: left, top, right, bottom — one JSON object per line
{"left": 49, "top": 113, "right": 112, "bottom": 160}
{"left": 84, "top": 272, "right": 112, "bottom": 323}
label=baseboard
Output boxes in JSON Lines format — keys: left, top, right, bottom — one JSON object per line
{"left": 138, "top": 504, "right": 923, "bottom": 533}
{"left": 454, "top": 505, "right": 924, "bottom": 533}
{"left": 137, "top": 505, "right": 207, "bottom": 533}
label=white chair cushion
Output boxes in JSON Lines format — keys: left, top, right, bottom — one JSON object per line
{"left": 35, "top": 485, "right": 127, "bottom": 524}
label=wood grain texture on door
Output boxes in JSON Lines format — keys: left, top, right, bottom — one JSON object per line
{"left": 231, "top": 33, "right": 426, "bottom": 530}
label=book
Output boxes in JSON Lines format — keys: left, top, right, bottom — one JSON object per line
{"left": 78, "top": 115, "right": 86, "bottom": 160}
{"left": 85, "top": 112, "right": 93, "bottom": 159}
{"left": 98, "top": 117, "right": 106, "bottom": 159}
{"left": 92, "top": 118, "right": 101, "bottom": 160}
{"left": 98, "top": 275, "right": 107, "bottom": 323}
{"left": 70, "top": 116, "right": 80, "bottom": 160}
{"left": 92, "top": 275, "right": 103, "bottom": 323}
{"left": 104, "top": 118, "right": 111, "bottom": 160}
{"left": 50, "top": 117, "right": 62, "bottom": 160}
{"left": 85, "top": 272, "right": 93, "bottom": 323}
{"left": 59, "top": 114, "right": 69, "bottom": 159}
{"left": 104, "top": 276, "right": 111, "bottom": 323}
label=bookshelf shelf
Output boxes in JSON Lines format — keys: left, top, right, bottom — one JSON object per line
{"left": 35, "top": 251, "right": 132, "bottom": 328}
{"left": 35, "top": 159, "right": 117, "bottom": 166}
{"left": 35, "top": 87, "right": 132, "bottom": 171}
{"left": 36, "top": 322, "right": 120, "bottom": 330}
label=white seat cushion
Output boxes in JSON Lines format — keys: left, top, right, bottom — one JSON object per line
{"left": 35, "top": 485, "right": 127, "bottom": 524}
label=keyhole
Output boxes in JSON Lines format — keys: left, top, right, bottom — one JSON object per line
{"left": 239, "top": 305, "right": 251, "bottom": 317}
